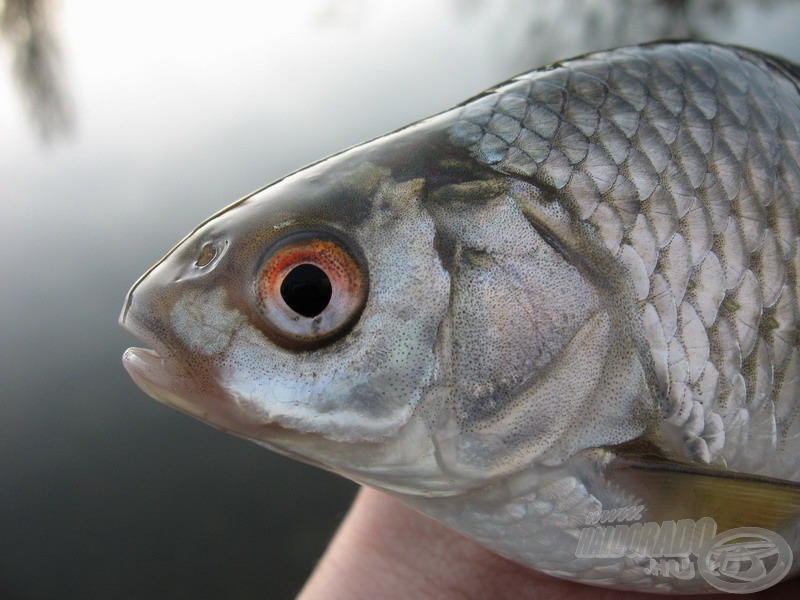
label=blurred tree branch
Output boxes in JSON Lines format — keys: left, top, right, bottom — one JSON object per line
{"left": 1, "top": 0, "right": 72, "bottom": 140}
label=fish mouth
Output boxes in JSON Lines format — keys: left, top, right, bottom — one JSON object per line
{"left": 119, "top": 299, "right": 206, "bottom": 419}
{"left": 121, "top": 340, "right": 258, "bottom": 440}
{"left": 121, "top": 346, "right": 200, "bottom": 416}
{"left": 119, "top": 307, "right": 297, "bottom": 447}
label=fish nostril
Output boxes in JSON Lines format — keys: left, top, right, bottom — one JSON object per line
{"left": 191, "top": 239, "right": 229, "bottom": 273}
{"left": 195, "top": 243, "right": 217, "bottom": 268}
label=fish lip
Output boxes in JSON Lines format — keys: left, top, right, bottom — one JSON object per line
{"left": 120, "top": 296, "right": 195, "bottom": 403}
{"left": 122, "top": 346, "right": 170, "bottom": 393}
{"left": 121, "top": 346, "right": 198, "bottom": 413}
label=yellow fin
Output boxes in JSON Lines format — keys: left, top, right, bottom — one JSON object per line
{"left": 604, "top": 452, "right": 800, "bottom": 534}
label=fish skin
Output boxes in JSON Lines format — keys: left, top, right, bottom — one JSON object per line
{"left": 121, "top": 43, "right": 800, "bottom": 593}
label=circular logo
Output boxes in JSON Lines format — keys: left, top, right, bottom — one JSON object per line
{"left": 698, "top": 527, "right": 793, "bottom": 593}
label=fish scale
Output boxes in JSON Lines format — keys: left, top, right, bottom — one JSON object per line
{"left": 449, "top": 43, "right": 800, "bottom": 481}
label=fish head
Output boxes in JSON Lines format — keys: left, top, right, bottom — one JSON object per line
{"left": 121, "top": 123, "right": 655, "bottom": 498}
{"left": 120, "top": 139, "right": 470, "bottom": 494}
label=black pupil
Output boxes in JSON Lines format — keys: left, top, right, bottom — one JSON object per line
{"left": 280, "top": 264, "right": 332, "bottom": 318}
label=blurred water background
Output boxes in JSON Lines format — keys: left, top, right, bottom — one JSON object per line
{"left": 2, "top": 1, "right": 800, "bottom": 598}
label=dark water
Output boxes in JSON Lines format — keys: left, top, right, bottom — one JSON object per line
{"left": 2, "top": 1, "right": 800, "bottom": 598}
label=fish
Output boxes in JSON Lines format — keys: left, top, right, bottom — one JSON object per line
{"left": 120, "top": 42, "right": 800, "bottom": 594}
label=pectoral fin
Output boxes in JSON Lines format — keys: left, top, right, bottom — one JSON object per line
{"left": 602, "top": 447, "right": 800, "bottom": 535}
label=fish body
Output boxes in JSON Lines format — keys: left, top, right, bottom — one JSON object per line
{"left": 121, "top": 43, "right": 800, "bottom": 593}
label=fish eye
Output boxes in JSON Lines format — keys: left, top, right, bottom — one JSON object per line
{"left": 255, "top": 233, "right": 367, "bottom": 349}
